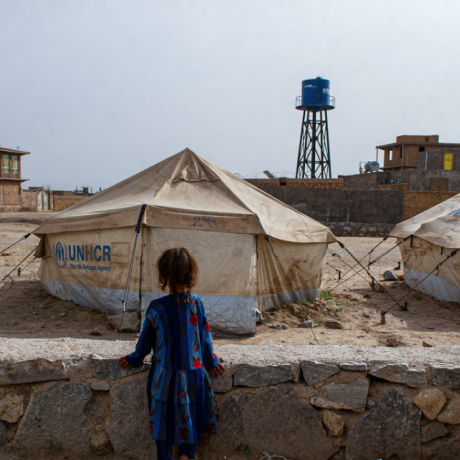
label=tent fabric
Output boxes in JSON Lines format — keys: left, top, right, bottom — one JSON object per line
{"left": 390, "top": 193, "right": 460, "bottom": 248}
{"left": 34, "top": 149, "right": 335, "bottom": 335}
{"left": 398, "top": 237, "right": 460, "bottom": 302}
{"left": 391, "top": 194, "right": 460, "bottom": 302}
{"left": 34, "top": 149, "right": 336, "bottom": 244}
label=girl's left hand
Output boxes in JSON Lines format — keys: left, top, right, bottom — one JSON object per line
{"left": 118, "top": 356, "right": 132, "bottom": 369}
{"left": 210, "top": 357, "right": 226, "bottom": 378}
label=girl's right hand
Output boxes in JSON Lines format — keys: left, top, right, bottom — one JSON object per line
{"left": 118, "top": 356, "right": 132, "bottom": 369}
{"left": 210, "top": 357, "right": 226, "bottom": 378}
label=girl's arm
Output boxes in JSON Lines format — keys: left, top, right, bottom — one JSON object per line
{"left": 119, "top": 314, "right": 156, "bottom": 368}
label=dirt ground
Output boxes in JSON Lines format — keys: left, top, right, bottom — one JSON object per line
{"left": 1, "top": 213, "right": 460, "bottom": 348}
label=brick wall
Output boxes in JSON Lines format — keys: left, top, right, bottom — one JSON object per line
{"left": 377, "top": 183, "right": 408, "bottom": 191}
{"left": 429, "top": 178, "right": 448, "bottom": 191}
{"left": 402, "top": 191, "right": 458, "bottom": 220}
{"left": 21, "top": 189, "right": 39, "bottom": 210}
{"left": 1, "top": 181, "right": 21, "bottom": 207}
{"left": 246, "top": 178, "right": 343, "bottom": 189}
{"left": 52, "top": 195, "right": 87, "bottom": 211}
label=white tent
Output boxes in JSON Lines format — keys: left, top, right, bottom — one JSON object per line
{"left": 33, "top": 149, "right": 336, "bottom": 334}
{"left": 390, "top": 193, "right": 460, "bottom": 302}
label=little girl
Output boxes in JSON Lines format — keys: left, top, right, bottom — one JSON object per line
{"left": 119, "top": 247, "right": 225, "bottom": 460}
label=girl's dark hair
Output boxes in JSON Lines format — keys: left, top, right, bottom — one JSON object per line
{"left": 157, "top": 247, "right": 198, "bottom": 304}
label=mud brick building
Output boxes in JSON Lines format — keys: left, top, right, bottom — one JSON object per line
{"left": 0, "top": 147, "right": 29, "bottom": 211}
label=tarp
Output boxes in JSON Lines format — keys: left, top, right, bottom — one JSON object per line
{"left": 390, "top": 193, "right": 460, "bottom": 302}
{"left": 34, "top": 149, "right": 336, "bottom": 334}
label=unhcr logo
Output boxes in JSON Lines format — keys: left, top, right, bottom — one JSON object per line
{"left": 52, "top": 243, "right": 112, "bottom": 270}
{"left": 53, "top": 242, "right": 68, "bottom": 268}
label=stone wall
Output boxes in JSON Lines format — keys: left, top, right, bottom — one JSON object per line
{"left": 1, "top": 339, "right": 460, "bottom": 460}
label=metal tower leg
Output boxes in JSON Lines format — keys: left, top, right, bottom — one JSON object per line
{"left": 295, "top": 109, "right": 332, "bottom": 179}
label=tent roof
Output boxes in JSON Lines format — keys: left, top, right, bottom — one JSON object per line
{"left": 390, "top": 193, "right": 460, "bottom": 248}
{"left": 34, "top": 149, "right": 336, "bottom": 244}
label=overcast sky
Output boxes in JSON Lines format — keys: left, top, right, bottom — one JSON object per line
{"left": 1, "top": 0, "right": 459, "bottom": 190}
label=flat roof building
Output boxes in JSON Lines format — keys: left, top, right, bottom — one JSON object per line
{"left": 0, "top": 147, "right": 29, "bottom": 210}
{"left": 377, "top": 135, "right": 460, "bottom": 171}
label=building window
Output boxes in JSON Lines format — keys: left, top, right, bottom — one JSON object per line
{"left": 11, "top": 156, "right": 18, "bottom": 173}
{"left": 400, "top": 147, "right": 403, "bottom": 159}
{"left": 388, "top": 150, "right": 393, "bottom": 161}
{"left": 444, "top": 152, "right": 454, "bottom": 170}
{"left": 2, "top": 155, "right": 9, "bottom": 172}
{"left": 419, "top": 146, "right": 425, "bottom": 152}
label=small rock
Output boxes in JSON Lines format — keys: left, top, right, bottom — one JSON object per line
{"left": 375, "top": 284, "right": 384, "bottom": 292}
{"left": 414, "top": 388, "right": 446, "bottom": 420}
{"left": 7, "top": 320, "right": 16, "bottom": 326}
{"left": 430, "top": 364, "right": 460, "bottom": 389}
{"left": 428, "top": 326, "right": 434, "bottom": 330}
{"left": 325, "top": 320, "right": 343, "bottom": 329}
{"left": 437, "top": 392, "right": 460, "bottom": 424}
{"left": 0, "top": 394, "right": 24, "bottom": 423}
{"left": 367, "top": 399, "right": 375, "bottom": 408}
{"left": 59, "top": 312, "right": 66, "bottom": 317}
{"left": 234, "top": 364, "right": 292, "bottom": 387}
{"left": 363, "top": 294, "right": 371, "bottom": 298}
{"left": 423, "top": 341, "right": 434, "bottom": 348}
{"left": 383, "top": 270, "right": 398, "bottom": 281}
{"left": 41, "top": 324, "right": 46, "bottom": 328}
{"left": 362, "top": 313, "right": 370, "bottom": 319}
{"left": 311, "top": 379, "right": 369, "bottom": 413}
{"left": 421, "top": 421, "right": 448, "bottom": 443}
{"left": 339, "top": 362, "right": 367, "bottom": 372}
{"left": 90, "top": 328, "right": 102, "bottom": 336}
{"left": 369, "top": 363, "right": 427, "bottom": 388}
{"left": 301, "top": 361, "right": 339, "bottom": 385}
{"left": 299, "top": 320, "right": 314, "bottom": 328}
{"left": 107, "top": 312, "right": 140, "bottom": 333}
{"left": 322, "top": 410, "right": 344, "bottom": 437}
{"left": 91, "top": 381, "right": 111, "bottom": 391}
{"left": 309, "top": 342, "right": 317, "bottom": 346}
{"left": 90, "top": 431, "right": 113, "bottom": 456}
{"left": 54, "top": 322, "right": 60, "bottom": 327}
{"left": 397, "top": 275, "right": 405, "bottom": 281}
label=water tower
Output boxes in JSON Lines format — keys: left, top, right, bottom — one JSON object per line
{"left": 295, "top": 77, "right": 335, "bottom": 178}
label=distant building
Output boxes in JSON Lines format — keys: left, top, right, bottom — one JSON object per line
{"left": 0, "top": 147, "right": 29, "bottom": 210}
{"left": 377, "top": 135, "right": 460, "bottom": 171}
{"left": 418, "top": 148, "right": 460, "bottom": 171}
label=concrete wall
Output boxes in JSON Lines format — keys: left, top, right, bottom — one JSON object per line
{"left": 259, "top": 187, "right": 403, "bottom": 224}
{"left": 1, "top": 339, "right": 460, "bottom": 460}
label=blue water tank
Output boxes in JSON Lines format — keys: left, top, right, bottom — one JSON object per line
{"left": 296, "top": 77, "right": 335, "bottom": 111}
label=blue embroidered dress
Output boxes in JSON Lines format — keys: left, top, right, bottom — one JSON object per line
{"left": 125, "top": 292, "right": 220, "bottom": 446}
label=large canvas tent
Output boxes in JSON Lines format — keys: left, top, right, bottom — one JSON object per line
{"left": 390, "top": 193, "right": 460, "bottom": 302}
{"left": 33, "top": 149, "right": 336, "bottom": 334}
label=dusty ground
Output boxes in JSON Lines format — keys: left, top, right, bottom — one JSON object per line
{"left": 1, "top": 213, "right": 460, "bottom": 347}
